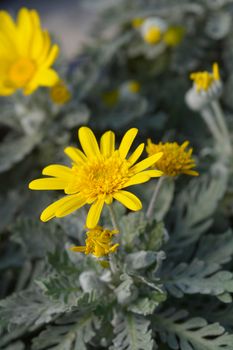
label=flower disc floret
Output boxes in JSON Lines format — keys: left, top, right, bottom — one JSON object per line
{"left": 0, "top": 8, "right": 59, "bottom": 95}
{"left": 146, "top": 140, "right": 199, "bottom": 177}
{"left": 29, "top": 127, "right": 163, "bottom": 228}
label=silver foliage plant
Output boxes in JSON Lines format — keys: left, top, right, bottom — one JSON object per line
{"left": 1, "top": 0, "right": 233, "bottom": 349}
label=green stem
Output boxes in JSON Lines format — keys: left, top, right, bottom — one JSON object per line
{"left": 108, "top": 205, "right": 120, "bottom": 231}
{"left": 201, "top": 107, "right": 223, "bottom": 145}
{"left": 108, "top": 205, "right": 120, "bottom": 274}
{"left": 210, "top": 100, "right": 232, "bottom": 154}
{"left": 146, "top": 176, "right": 165, "bottom": 219}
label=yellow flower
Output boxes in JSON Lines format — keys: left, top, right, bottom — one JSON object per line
{"left": 127, "top": 80, "right": 141, "bottom": 94}
{"left": 102, "top": 89, "right": 119, "bottom": 107}
{"left": 163, "top": 26, "right": 185, "bottom": 47}
{"left": 70, "top": 226, "right": 119, "bottom": 258}
{"left": 29, "top": 127, "right": 163, "bottom": 228}
{"left": 143, "top": 26, "right": 162, "bottom": 44}
{"left": 146, "top": 140, "right": 199, "bottom": 177}
{"left": 50, "top": 80, "right": 71, "bottom": 105}
{"left": 190, "top": 63, "right": 220, "bottom": 92}
{"left": 0, "top": 8, "right": 59, "bottom": 96}
{"left": 132, "top": 17, "right": 144, "bottom": 29}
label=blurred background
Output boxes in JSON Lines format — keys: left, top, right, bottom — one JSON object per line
{"left": 0, "top": 0, "right": 118, "bottom": 58}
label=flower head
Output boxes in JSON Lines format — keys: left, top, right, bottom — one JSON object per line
{"left": 190, "top": 63, "right": 220, "bottom": 92}
{"left": 120, "top": 80, "right": 141, "bottom": 98}
{"left": 163, "top": 26, "right": 184, "bottom": 47}
{"left": 146, "top": 140, "right": 198, "bottom": 177}
{"left": 50, "top": 80, "right": 71, "bottom": 105}
{"left": 0, "top": 8, "right": 59, "bottom": 95}
{"left": 141, "top": 17, "right": 168, "bottom": 45}
{"left": 29, "top": 127, "right": 163, "bottom": 228}
{"left": 131, "top": 17, "right": 144, "bottom": 29}
{"left": 102, "top": 89, "right": 119, "bottom": 107}
{"left": 70, "top": 226, "right": 119, "bottom": 258}
{"left": 185, "top": 63, "right": 222, "bottom": 111}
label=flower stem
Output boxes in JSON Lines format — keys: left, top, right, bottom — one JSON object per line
{"left": 108, "top": 205, "right": 120, "bottom": 274}
{"left": 201, "top": 107, "right": 223, "bottom": 145}
{"left": 146, "top": 176, "right": 165, "bottom": 219}
{"left": 210, "top": 100, "right": 232, "bottom": 155}
{"left": 108, "top": 205, "right": 120, "bottom": 231}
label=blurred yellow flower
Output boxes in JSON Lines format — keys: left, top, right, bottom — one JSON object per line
{"left": 0, "top": 8, "right": 59, "bottom": 96}
{"left": 143, "top": 26, "right": 162, "bottom": 44}
{"left": 132, "top": 17, "right": 144, "bottom": 29}
{"left": 102, "top": 89, "right": 119, "bottom": 107}
{"left": 127, "top": 80, "right": 141, "bottom": 94}
{"left": 146, "top": 140, "right": 199, "bottom": 177}
{"left": 50, "top": 80, "right": 71, "bottom": 105}
{"left": 190, "top": 63, "right": 220, "bottom": 92}
{"left": 70, "top": 226, "right": 119, "bottom": 258}
{"left": 29, "top": 127, "right": 163, "bottom": 228}
{"left": 163, "top": 26, "right": 184, "bottom": 47}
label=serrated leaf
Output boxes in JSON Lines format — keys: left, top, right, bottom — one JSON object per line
{"left": 153, "top": 308, "right": 233, "bottom": 350}
{"left": 162, "top": 259, "right": 233, "bottom": 301}
{"left": 110, "top": 312, "right": 155, "bottom": 350}
{"left": 32, "top": 312, "right": 101, "bottom": 350}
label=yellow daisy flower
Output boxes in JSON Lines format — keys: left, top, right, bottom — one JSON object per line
{"left": 146, "top": 140, "right": 199, "bottom": 177}
{"left": 190, "top": 63, "right": 220, "bottom": 92}
{"left": 163, "top": 26, "right": 185, "bottom": 47}
{"left": 131, "top": 17, "right": 144, "bottom": 29}
{"left": 0, "top": 8, "right": 59, "bottom": 96}
{"left": 29, "top": 127, "right": 163, "bottom": 228}
{"left": 70, "top": 226, "right": 119, "bottom": 258}
{"left": 50, "top": 80, "right": 71, "bottom": 105}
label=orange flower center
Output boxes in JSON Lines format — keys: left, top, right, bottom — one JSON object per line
{"left": 9, "top": 58, "right": 36, "bottom": 87}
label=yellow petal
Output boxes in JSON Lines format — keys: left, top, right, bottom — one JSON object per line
{"left": 131, "top": 152, "right": 163, "bottom": 173}
{"left": 41, "top": 44, "right": 59, "bottom": 69}
{"left": 56, "top": 196, "right": 86, "bottom": 217}
{"left": 123, "top": 169, "right": 163, "bottom": 187}
{"left": 40, "top": 195, "right": 77, "bottom": 222}
{"left": 113, "top": 190, "right": 142, "bottom": 211}
{"left": 78, "top": 127, "right": 101, "bottom": 158}
{"left": 64, "top": 147, "right": 87, "bottom": 164}
{"left": 128, "top": 143, "right": 144, "bottom": 165}
{"left": 119, "top": 128, "right": 138, "bottom": 159}
{"left": 184, "top": 170, "right": 199, "bottom": 176}
{"left": 70, "top": 246, "right": 86, "bottom": 253}
{"left": 29, "top": 178, "right": 67, "bottom": 190}
{"left": 42, "top": 164, "right": 73, "bottom": 178}
{"left": 17, "top": 8, "right": 33, "bottom": 56}
{"left": 86, "top": 199, "right": 104, "bottom": 228}
{"left": 100, "top": 130, "right": 115, "bottom": 157}
{"left": 123, "top": 173, "right": 150, "bottom": 187}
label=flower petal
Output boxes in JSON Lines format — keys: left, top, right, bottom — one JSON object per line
{"left": 130, "top": 152, "right": 163, "bottom": 173}
{"left": 86, "top": 198, "right": 104, "bottom": 228}
{"left": 29, "top": 178, "right": 67, "bottom": 190}
{"left": 119, "top": 128, "right": 138, "bottom": 159}
{"left": 56, "top": 196, "right": 86, "bottom": 217}
{"left": 42, "top": 164, "right": 73, "bottom": 178}
{"left": 78, "top": 127, "right": 101, "bottom": 158}
{"left": 113, "top": 190, "right": 142, "bottom": 211}
{"left": 128, "top": 143, "right": 144, "bottom": 165}
{"left": 64, "top": 146, "right": 87, "bottom": 164}
{"left": 100, "top": 130, "right": 115, "bottom": 157}
{"left": 40, "top": 195, "right": 78, "bottom": 222}
{"left": 123, "top": 169, "right": 163, "bottom": 187}
{"left": 70, "top": 246, "right": 86, "bottom": 253}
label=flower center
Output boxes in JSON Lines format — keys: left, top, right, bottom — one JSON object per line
{"left": 8, "top": 58, "right": 36, "bottom": 87}
{"left": 144, "top": 26, "right": 162, "bottom": 44}
{"left": 70, "top": 152, "right": 130, "bottom": 201}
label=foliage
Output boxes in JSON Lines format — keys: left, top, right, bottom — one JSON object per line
{"left": 1, "top": 0, "right": 233, "bottom": 349}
